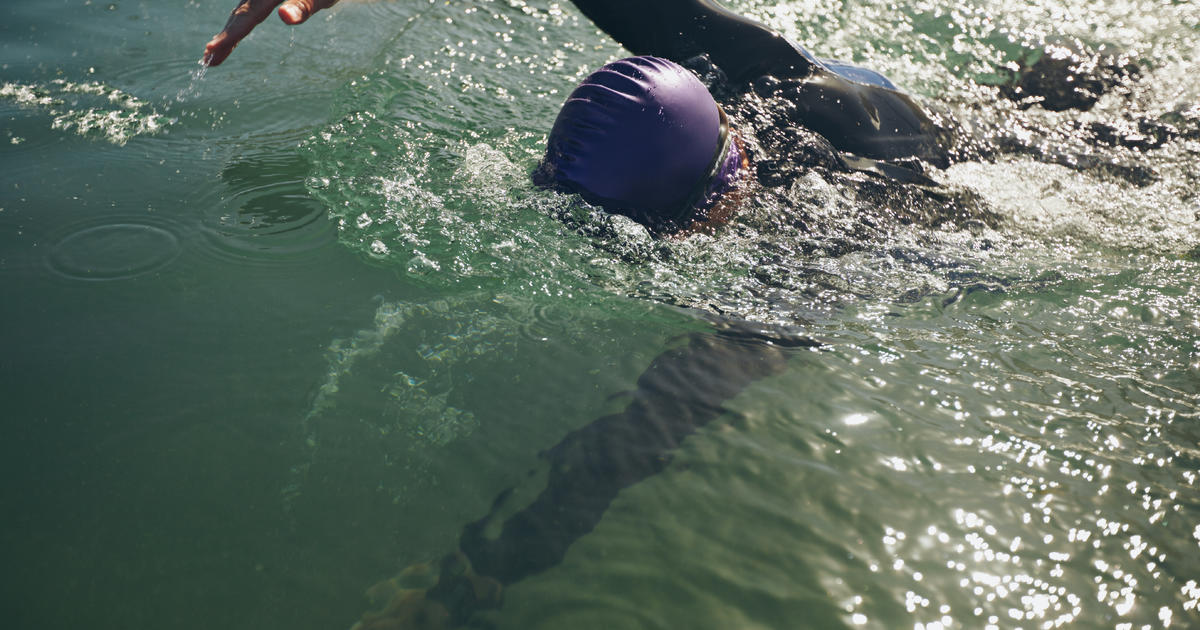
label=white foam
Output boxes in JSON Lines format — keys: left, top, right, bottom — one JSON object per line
{"left": 1, "top": 79, "right": 168, "bottom": 146}
{"left": 943, "top": 159, "right": 1200, "bottom": 256}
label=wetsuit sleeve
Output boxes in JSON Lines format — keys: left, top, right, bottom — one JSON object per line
{"left": 567, "top": 0, "right": 818, "bottom": 83}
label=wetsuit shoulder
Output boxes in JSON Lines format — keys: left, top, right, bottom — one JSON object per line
{"left": 780, "top": 73, "right": 950, "bottom": 165}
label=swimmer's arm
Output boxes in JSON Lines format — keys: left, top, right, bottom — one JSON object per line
{"left": 203, "top": 0, "right": 339, "bottom": 67}
{"left": 567, "top": 0, "right": 819, "bottom": 83}
{"left": 355, "top": 325, "right": 816, "bottom": 629}
{"left": 453, "top": 324, "right": 811, "bottom": 584}
{"left": 202, "top": 0, "right": 811, "bottom": 82}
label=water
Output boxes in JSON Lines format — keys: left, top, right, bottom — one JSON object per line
{"left": 1, "top": 1, "right": 1197, "bottom": 629}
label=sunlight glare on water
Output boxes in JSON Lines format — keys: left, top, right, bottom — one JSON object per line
{"left": 299, "top": 2, "right": 1199, "bottom": 628}
{"left": 1, "top": 0, "right": 1198, "bottom": 629}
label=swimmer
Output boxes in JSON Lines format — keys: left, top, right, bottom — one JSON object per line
{"left": 205, "top": 0, "right": 964, "bottom": 236}
{"left": 202, "top": 1, "right": 1171, "bottom": 235}
{"left": 529, "top": 53, "right": 949, "bottom": 235}
{"left": 200, "top": 3, "right": 1180, "bottom": 626}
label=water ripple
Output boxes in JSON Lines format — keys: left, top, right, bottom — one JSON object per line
{"left": 195, "top": 150, "right": 337, "bottom": 266}
{"left": 45, "top": 217, "right": 182, "bottom": 282}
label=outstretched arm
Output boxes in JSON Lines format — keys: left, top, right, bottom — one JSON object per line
{"left": 203, "top": 0, "right": 339, "bottom": 67}
{"left": 202, "top": 0, "right": 816, "bottom": 82}
{"left": 355, "top": 323, "right": 818, "bottom": 629}
{"left": 567, "top": 0, "right": 819, "bottom": 83}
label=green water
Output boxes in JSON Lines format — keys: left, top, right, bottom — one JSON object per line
{"left": 2, "top": 1, "right": 1198, "bottom": 629}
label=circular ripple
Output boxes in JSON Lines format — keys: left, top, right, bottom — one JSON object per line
{"left": 48, "top": 223, "right": 180, "bottom": 281}
{"left": 513, "top": 301, "right": 581, "bottom": 342}
{"left": 198, "top": 177, "right": 336, "bottom": 266}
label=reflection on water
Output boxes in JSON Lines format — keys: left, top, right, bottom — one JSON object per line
{"left": 794, "top": 265, "right": 1200, "bottom": 629}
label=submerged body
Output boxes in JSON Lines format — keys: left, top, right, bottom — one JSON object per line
{"left": 355, "top": 323, "right": 818, "bottom": 630}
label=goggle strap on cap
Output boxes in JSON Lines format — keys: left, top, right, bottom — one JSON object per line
{"left": 670, "top": 104, "right": 736, "bottom": 225}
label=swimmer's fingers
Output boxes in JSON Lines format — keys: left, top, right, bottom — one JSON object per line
{"left": 204, "top": 0, "right": 284, "bottom": 67}
{"left": 203, "top": 0, "right": 340, "bottom": 67}
{"left": 278, "top": 0, "right": 341, "bottom": 25}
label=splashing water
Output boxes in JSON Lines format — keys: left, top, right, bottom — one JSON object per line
{"left": 1, "top": 79, "right": 170, "bottom": 145}
{"left": 285, "top": 294, "right": 511, "bottom": 511}
{"left": 175, "top": 61, "right": 208, "bottom": 103}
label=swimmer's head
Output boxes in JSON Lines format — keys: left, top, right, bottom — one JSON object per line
{"left": 534, "top": 56, "right": 745, "bottom": 233}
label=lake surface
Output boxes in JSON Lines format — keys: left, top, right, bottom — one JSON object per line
{"left": 2, "top": 1, "right": 1198, "bottom": 629}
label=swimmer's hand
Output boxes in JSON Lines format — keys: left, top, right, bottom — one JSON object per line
{"left": 355, "top": 552, "right": 503, "bottom": 629}
{"left": 203, "top": 0, "right": 340, "bottom": 67}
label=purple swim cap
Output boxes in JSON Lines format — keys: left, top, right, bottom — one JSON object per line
{"left": 538, "top": 56, "right": 740, "bottom": 228}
